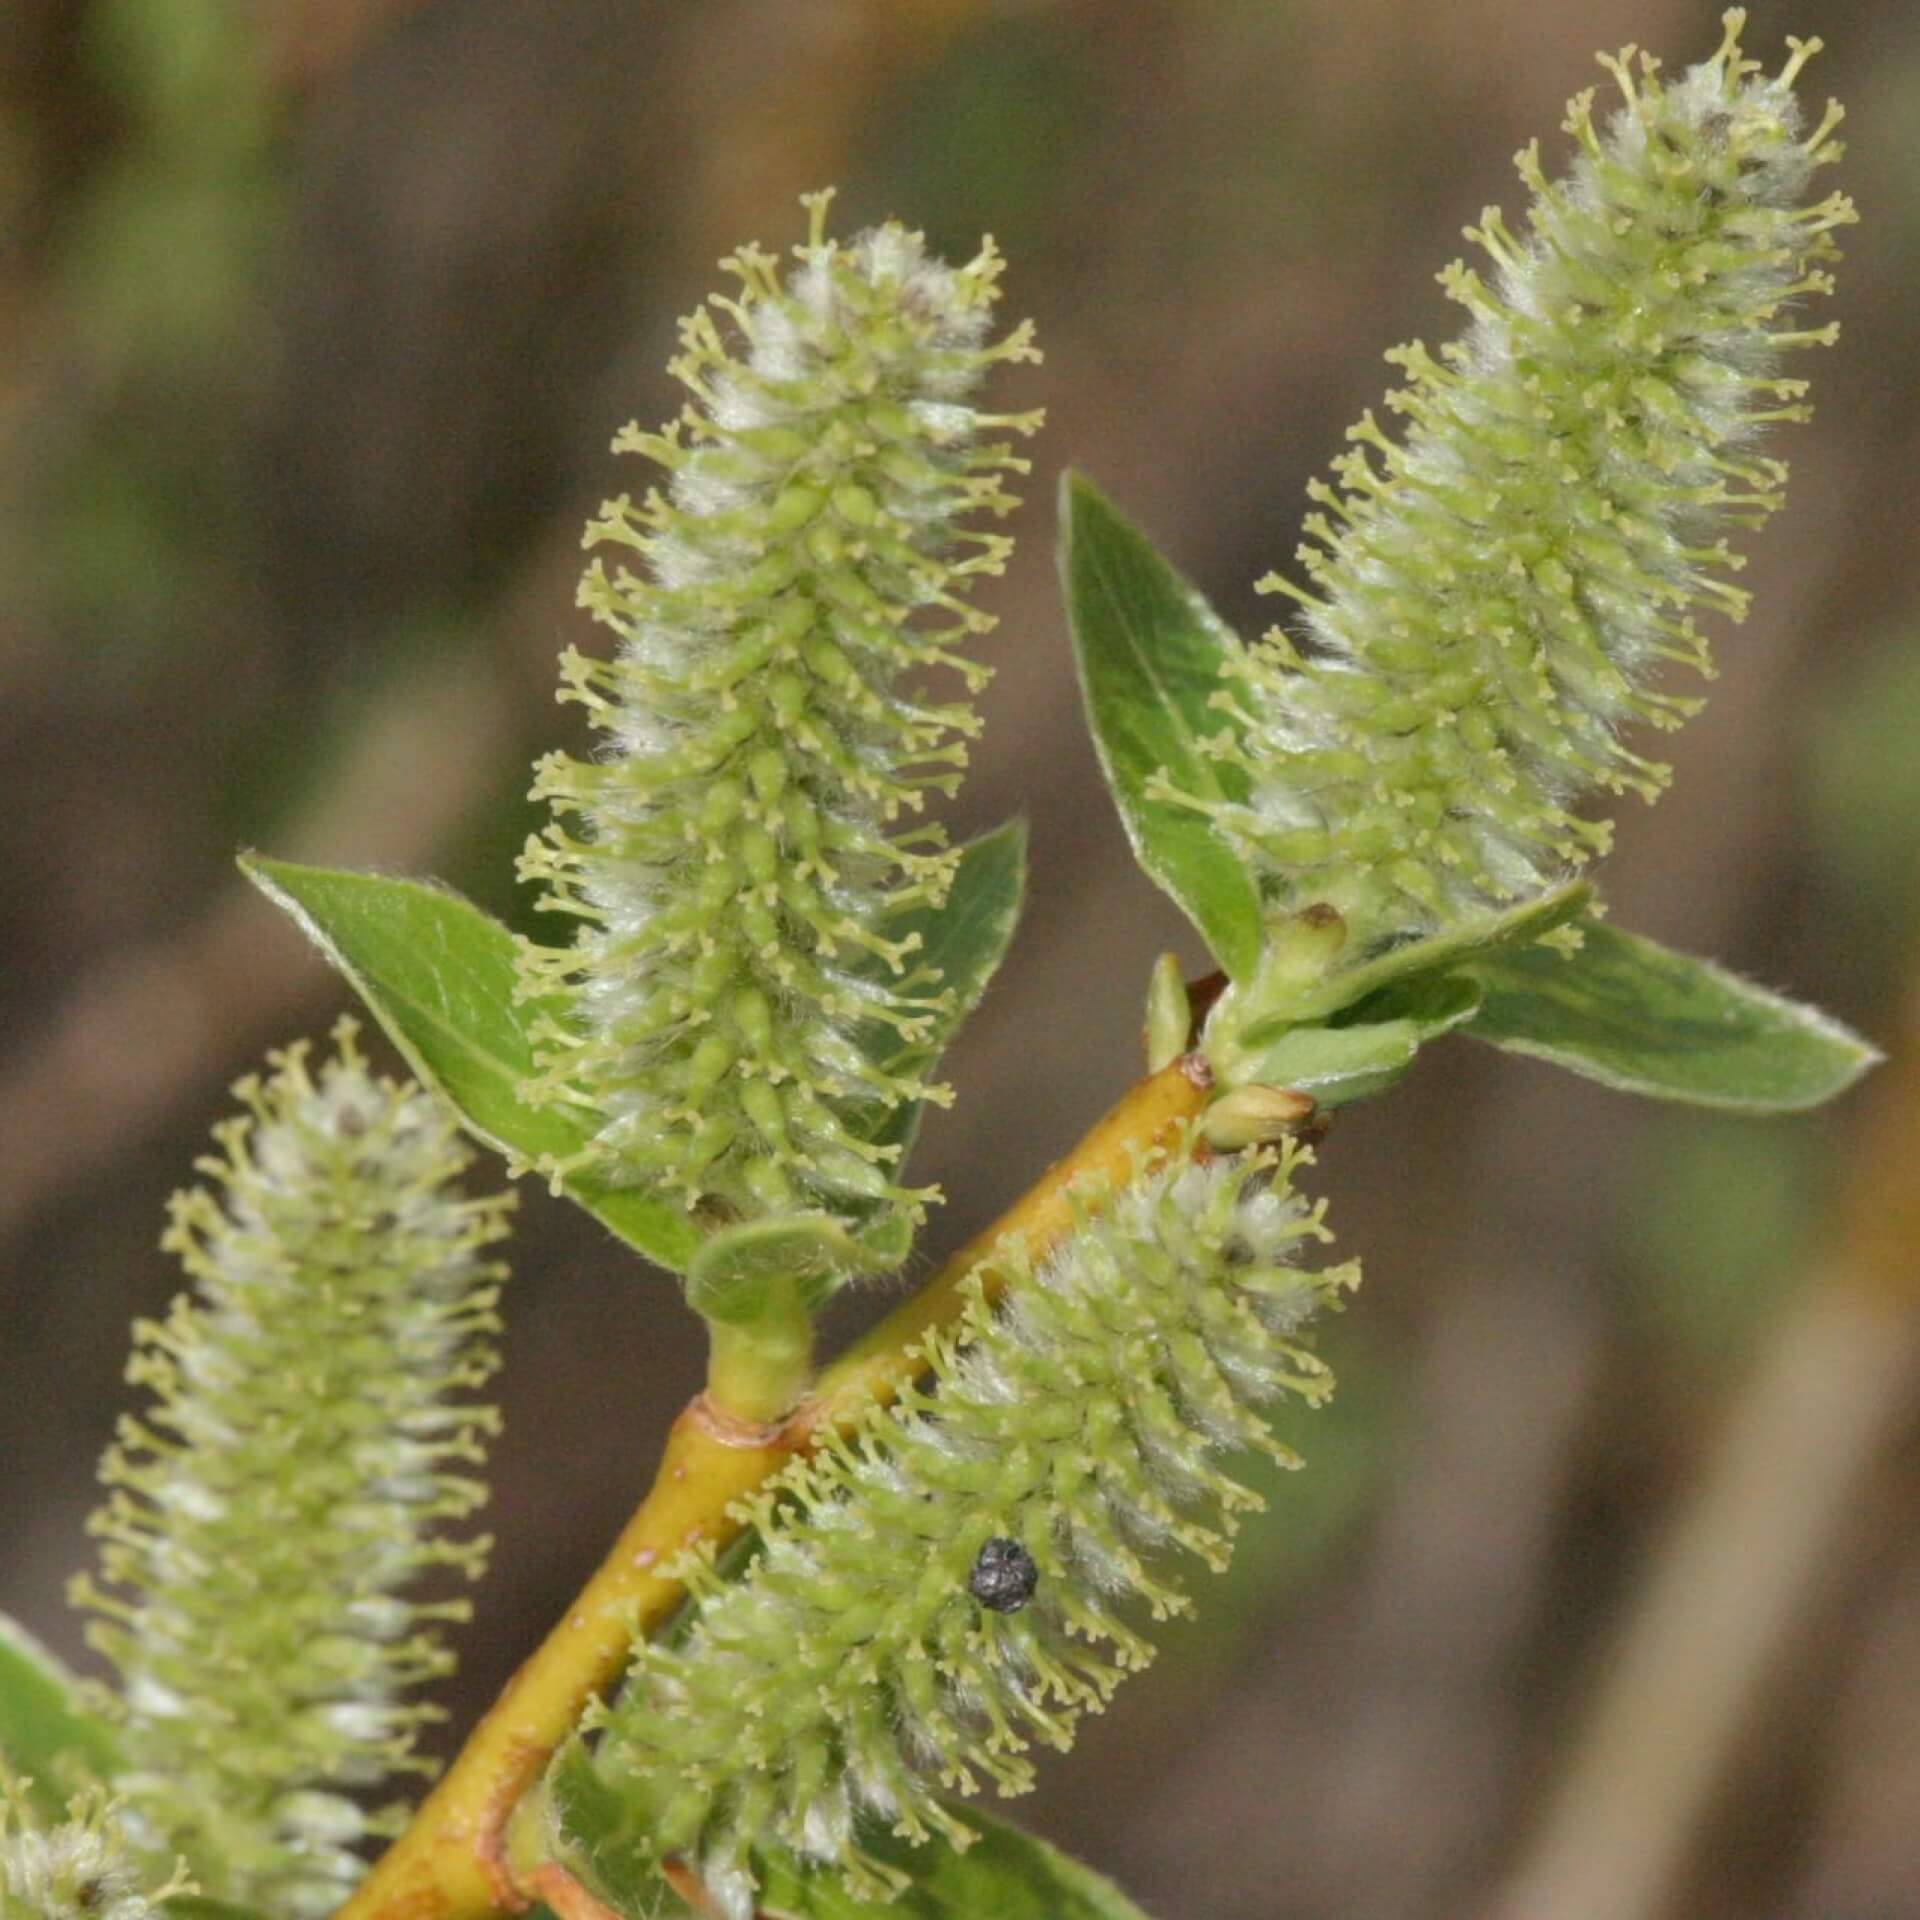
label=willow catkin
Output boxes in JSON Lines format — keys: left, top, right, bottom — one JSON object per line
{"left": 582, "top": 1141, "right": 1356, "bottom": 1918}
{"left": 71, "top": 1024, "right": 512, "bottom": 1919}
{"left": 1197, "top": 13, "right": 1851, "bottom": 957}
{"left": 518, "top": 192, "right": 1040, "bottom": 1232}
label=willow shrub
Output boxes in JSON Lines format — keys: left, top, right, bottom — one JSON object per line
{"left": 1, "top": 18, "right": 1879, "bottom": 1920}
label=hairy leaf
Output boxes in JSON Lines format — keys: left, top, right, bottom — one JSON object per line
{"left": 857, "top": 818, "right": 1028, "bottom": 1164}
{"left": 1224, "top": 1018, "right": 1423, "bottom": 1108}
{"left": 1244, "top": 882, "right": 1591, "bottom": 1038}
{"left": 753, "top": 1814, "right": 1158, "bottom": 1919}
{"left": 539, "top": 1733, "right": 1156, "bottom": 1920}
{"left": 1215, "top": 970, "right": 1483, "bottom": 1108}
{"left": 686, "top": 1214, "right": 872, "bottom": 1323}
{"left": 1464, "top": 919, "right": 1880, "bottom": 1110}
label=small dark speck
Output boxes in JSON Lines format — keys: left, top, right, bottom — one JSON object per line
{"left": 969, "top": 1537, "right": 1039, "bottom": 1613}
{"left": 335, "top": 1105, "right": 367, "bottom": 1137}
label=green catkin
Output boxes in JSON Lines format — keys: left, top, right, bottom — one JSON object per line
{"left": 1197, "top": 14, "right": 1852, "bottom": 956}
{"left": 583, "top": 1142, "right": 1357, "bottom": 1918}
{"left": 69, "top": 1024, "right": 513, "bottom": 1920}
{"left": 1, "top": 1778, "right": 190, "bottom": 1920}
{"left": 517, "top": 192, "right": 1041, "bottom": 1230}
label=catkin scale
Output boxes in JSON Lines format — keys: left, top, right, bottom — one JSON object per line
{"left": 70, "top": 1025, "right": 513, "bottom": 1920}
{"left": 1195, "top": 14, "right": 1851, "bottom": 957}
{"left": 518, "top": 193, "right": 1040, "bottom": 1230}
{"left": 581, "top": 1143, "right": 1357, "bottom": 1918}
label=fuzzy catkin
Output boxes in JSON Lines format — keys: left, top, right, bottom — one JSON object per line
{"left": 1198, "top": 14, "right": 1851, "bottom": 955}
{"left": 583, "top": 1143, "right": 1357, "bottom": 1918}
{"left": 1, "top": 1781, "right": 190, "bottom": 1920}
{"left": 71, "top": 1025, "right": 513, "bottom": 1920}
{"left": 518, "top": 192, "right": 1040, "bottom": 1230}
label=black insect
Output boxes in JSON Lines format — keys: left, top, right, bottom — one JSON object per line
{"left": 967, "top": 1536, "right": 1039, "bottom": 1613}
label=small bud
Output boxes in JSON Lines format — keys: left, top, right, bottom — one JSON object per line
{"left": 1261, "top": 903, "right": 1349, "bottom": 988}
{"left": 1202, "top": 1083, "right": 1317, "bottom": 1150}
{"left": 1142, "top": 952, "right": 1191, "bottom": 1073}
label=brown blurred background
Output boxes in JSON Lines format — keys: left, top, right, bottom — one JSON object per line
{"left": 4, "top": 3, "right": 1919, "bottom": 1916}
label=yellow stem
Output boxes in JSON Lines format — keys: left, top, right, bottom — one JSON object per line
{"left": 332, "top": 1053, "right": 1211, "bottom": 1920}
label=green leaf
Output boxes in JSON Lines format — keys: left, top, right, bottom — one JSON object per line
{"left": 1274, "top": 880, "right": 1592, "bottom": 1030}
{"left": 0, "top": 1613, "right": 122, "bottom": 1815}
{"left": 687, "top": 1214, "right": 872, "bottom": 1322}
{"left": 240, "top": 856, "right": 701, "bottom": 1273}
{"left": 1463, "top": 918, "right": 1881, "bottom": 1110}
{"left": 1336, "top": 966, "right": 1485, "bottom": 1040}
{"left": 1225, "top": 1018, "right": 1422, "bottom": 1108}
{"left": 1206, "top": 884, "right": 1589, "bottom": 1084}
{"left": 856, "top": 819, "right": 1028, "bottom": 1165}
{"left": 1215, "top": 971, "right": 1483, "bottom": 1109}
{"left": 850, "top": 1206, "right": 916, "bottom": 1271}
{"left": 753, "top": 1812, "right": 1157, "bottom": 1920}
{"left": 1060, "top": 471, "right": 1263, "bottom": 980}
{"left": 531, "top": 1735, "right": 674, "bottom": 1913}
{"left": 538, "top": 1737, "right": 1154, "bottom": 1920}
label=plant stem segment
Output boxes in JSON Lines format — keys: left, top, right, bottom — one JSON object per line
{"left": 702, "top": 1285, "right": 815, "bottom": 1428}
{"left": 329, "top": 1055, "right": 1210, "bottom": 1920}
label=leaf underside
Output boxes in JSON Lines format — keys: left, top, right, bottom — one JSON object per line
{"left": 1463, "top": 917, "right": 1880, "bottom": 1110}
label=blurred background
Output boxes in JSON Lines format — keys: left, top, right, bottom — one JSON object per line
{"left": 3, "top": 2, "right": 1919, "bottom": 1915}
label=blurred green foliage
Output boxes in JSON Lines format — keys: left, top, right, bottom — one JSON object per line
{"left": 28, "top": 0, "right": 280, "bottom": 681}
{"left": 1805, "top": 633, "right": 1920, "bottom": 939}
{"left": 1625, "top": 1111, "right": 1817, "bottom": 1363}
{"left": 1624, "top": 621, "right": 1920, "bottom": 1367}
{"left": 1195, "top": 1321, "right": 1397, "bottom": 1665}
{"left": 861, "top": 10, "right": 1091, "bottom": 265}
